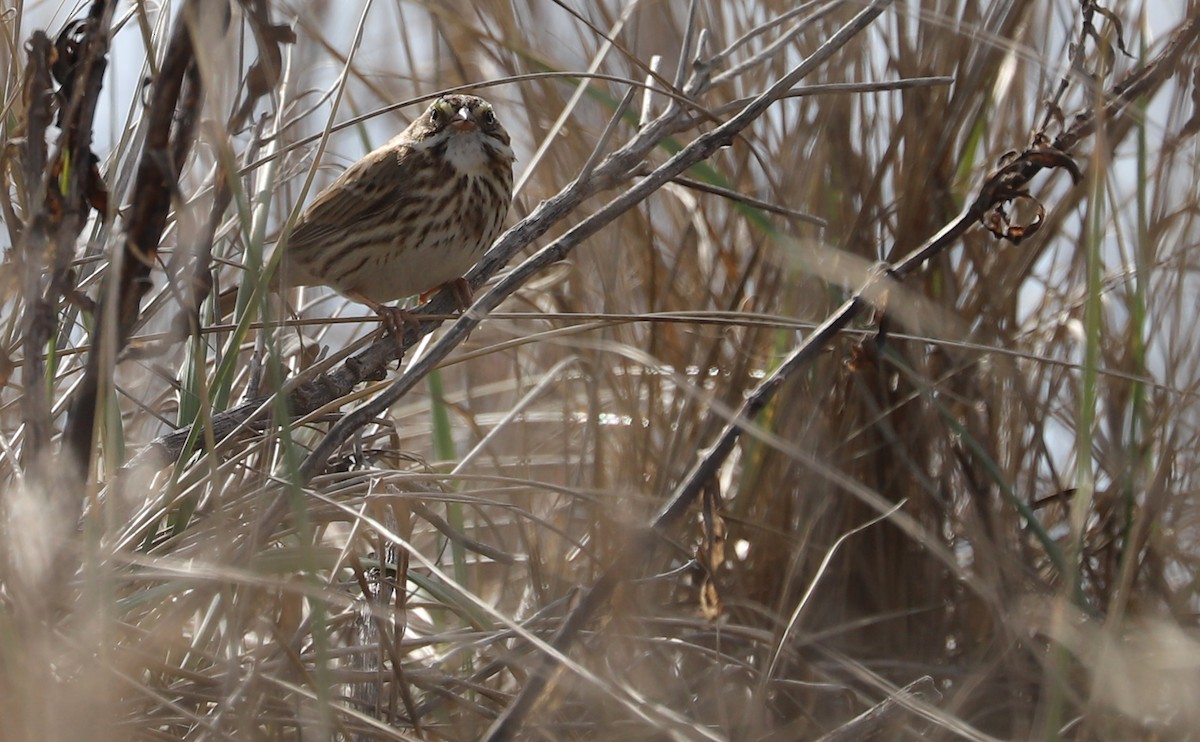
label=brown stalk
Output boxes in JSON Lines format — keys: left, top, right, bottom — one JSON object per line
{"left": 63, "top": 1, "right": 210, "bottom": 477}
{"left": 17, "top": 31, "right": 56, "bottom": 467}
{"left": 18, "top": 0, "right": 116, "bottom": 479}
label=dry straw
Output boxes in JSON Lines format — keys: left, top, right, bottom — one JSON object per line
{"left": 2, "top": 1, "right": 1199, "bottom": 740}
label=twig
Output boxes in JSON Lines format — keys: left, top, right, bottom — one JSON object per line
{"left": 64, "top": 0, "right": 207, "bottom": 475}
{"left": 17, "top": 31, "right": 56, "bottom": 465}
{"left": 813, "top": 676, "right": 939, "bottom": 742}
{"left": 710, "top": 0, "right": 841, "bottom": 87}
{"left": 20, "top": 1, "right": 117, "bottom": 476}
{"left": 667, "top": 173, "right": 827, "bottom": 224}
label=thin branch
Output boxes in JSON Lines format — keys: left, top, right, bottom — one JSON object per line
{"left": 813, "top": 677, "right": 940, "bottom": 742}
{"left": 18, "top": 31, "right": 57, "bottom": 465}
{"left": 64, "top": 0, "right": 208, "bottom": 476}
{"left": 20, "top": 0, "right": 118, "bottom": 476}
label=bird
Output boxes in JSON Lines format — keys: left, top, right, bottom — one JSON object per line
{"left": 277, "top": 94, "right": 515, "bottom": 334}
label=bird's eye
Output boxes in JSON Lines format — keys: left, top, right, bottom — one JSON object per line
{"left": 428, "top": 107, "right": 441, "bottom": 125}
{"left": 481, "top": 108, "right": 496, "bottom": 126}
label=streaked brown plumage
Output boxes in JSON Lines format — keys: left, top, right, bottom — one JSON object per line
{"left": 280, "top": 94, "right": 514, "bottom": 319}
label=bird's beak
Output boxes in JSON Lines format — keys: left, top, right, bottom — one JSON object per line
{"left": 451, "top": 106, "right": 477, "bottom": 132}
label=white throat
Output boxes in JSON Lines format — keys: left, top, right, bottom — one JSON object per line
{"left": 443, "top": 133, "right": 492, "bottom": 174}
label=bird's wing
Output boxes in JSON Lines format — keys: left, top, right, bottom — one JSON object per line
{"left": 285, "top": 143, "right": 411, "bottom": 253}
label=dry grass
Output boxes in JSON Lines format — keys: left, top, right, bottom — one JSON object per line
{"left": 2, "top": 1, "right": 1200, "bottom": 739}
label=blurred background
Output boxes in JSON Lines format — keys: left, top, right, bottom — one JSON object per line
{"left": 2, "top": 1, "right": 1199, "bottom": 739}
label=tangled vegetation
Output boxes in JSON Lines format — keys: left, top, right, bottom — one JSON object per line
{"left": 1, "top": 1, "right": 1198, "bottom": 739}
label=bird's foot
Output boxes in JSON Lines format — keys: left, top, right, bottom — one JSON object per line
{"left": 379, "top": 305, "right": 423, "bottom": 360}
{"left": 349, "top": 291, "right": 418, "bottom": 361}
